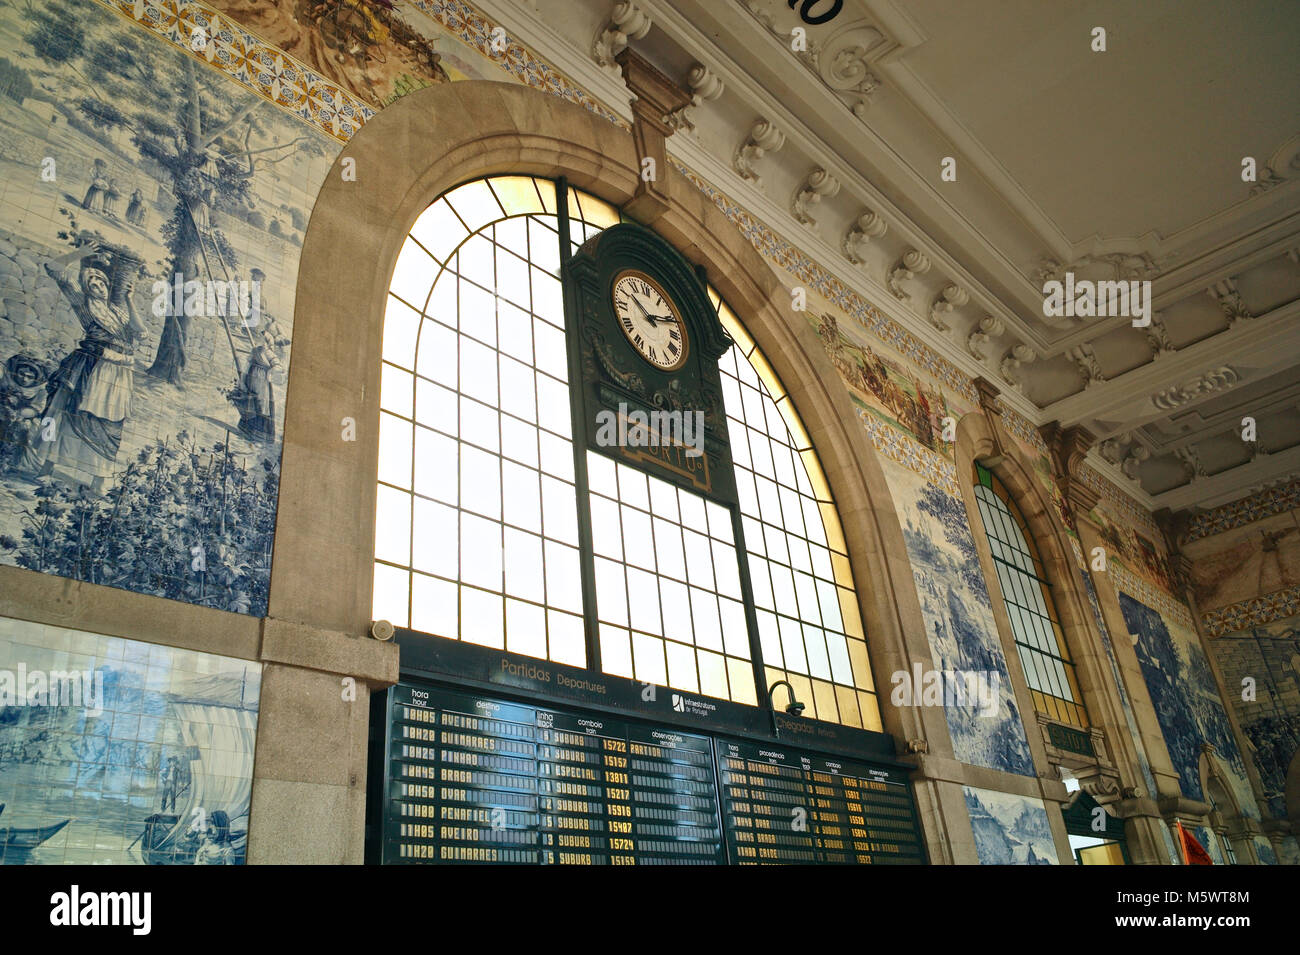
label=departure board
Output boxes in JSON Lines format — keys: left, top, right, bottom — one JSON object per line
{"left": 716, "top": 740, "right": 925, "bottom": 864}
{"left": 380, "top": 685, "right": 725, "bottom": 865}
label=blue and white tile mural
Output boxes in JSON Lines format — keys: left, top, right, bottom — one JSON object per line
{"left": 1118, "top": 593, "right": 1258, "bottom": 818}
{"left": 1081, "top": 576, "right": 1178, "bottom": 863}
{"left": 883, "top": 459, "right": 1035, "bottom": 776}
{"left": 0, "top": 616, "right": 261, "bottom": 864}
{"left": 963, "top": 786, "right": 1058, "bottom": 864}
{"left": 0, "top": 0, "right": 335, "bottom": 614}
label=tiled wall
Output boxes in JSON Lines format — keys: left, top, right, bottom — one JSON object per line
{"left": 0, "top": 616, "right": 261, "bottom": 864}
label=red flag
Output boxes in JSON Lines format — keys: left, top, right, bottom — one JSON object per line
{"left": 1176, "top": 821, "right": 1213, "bottom": 865}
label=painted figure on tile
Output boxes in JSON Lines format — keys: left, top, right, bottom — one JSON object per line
{"left": 125, "top": 187, "right": 147, "bottom": 227}
{"left": 0, "top": 354, "right": 47, "bottom": 471}
{"left": 103, "top": 178, "right": 122, "bottom": 218}
{"left": 25, "top": 241, "right": 148, "bottom": 492}
{"left": 81, "top": 158, "right": 108, "bottom": 213}
{"left": 234, "top": 333, "right": 280, "bottom": 442}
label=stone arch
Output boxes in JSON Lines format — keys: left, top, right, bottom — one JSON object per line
{"left": 952, "top": 409, "right": 1131, "bottom": 769}
{"left": 277, "top": 80, "right": 942, "bottom": 761}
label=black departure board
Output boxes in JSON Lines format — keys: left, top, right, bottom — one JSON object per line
{"left": 716, "top": 739, "right": 925, "bottom": 864}
{"left": 375, "top": 681, "right": 926, "bottom": 865}
{"left": 380, "top": 685, "right": 724, "bottom": 865}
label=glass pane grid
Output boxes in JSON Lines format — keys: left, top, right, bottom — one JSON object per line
{"left": 588, "top": 451, "right": 749, "bottom": 704}
{"left": 718, "top": 339, "right": 876, "bottom": 728}
{"left": 374, "top": 177, "right": 584, "bottom": 668}
{"left": 973, "top": 475, "right": 1088, "bottom": 728}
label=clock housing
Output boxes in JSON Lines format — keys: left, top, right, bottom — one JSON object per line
{"left": 564, "top": 223, "right": 735, "bottom": 499}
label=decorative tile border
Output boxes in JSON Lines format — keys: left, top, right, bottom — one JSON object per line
{"left": 857, "top": 409, "right": 960, "bottom": 496}
{"left": 409, "top": 0, "right": 629, "bottom": 129}
{"left": 1186, "top": 478, "right": 1300, "bottom": 543}
{"left": 94, "top": 0, "right": 375, "bottom": 141}
{"left": 1113, "top": 564, "right": 1195, "bottom": 631}
{"left": 1203, "top": 584, "right": 1300, "bottom": 636}
{"left": 1078, "top": 465, "right": 1162, "bottom": 537}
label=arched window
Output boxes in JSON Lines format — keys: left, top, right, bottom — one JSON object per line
{"left": 371, "top": 175, "right": 879, "bottom": 731}
{"left": 972, "top": 462, "right": 1088, "bottom": 728}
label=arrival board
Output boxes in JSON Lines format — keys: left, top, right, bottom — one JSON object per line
{"left": 715, "top": 738, "right": 925, "bottom": 864}
{"left": 381, "top": 685, "right": 725, "bottom": 864}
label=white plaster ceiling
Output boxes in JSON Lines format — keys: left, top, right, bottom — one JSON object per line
{"left": 478, "top": 0, "right": 1300, "bottom": 512}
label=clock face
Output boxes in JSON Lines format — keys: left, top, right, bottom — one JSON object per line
{"left": 611, "top": 271, "right": 688, "bottom": 371}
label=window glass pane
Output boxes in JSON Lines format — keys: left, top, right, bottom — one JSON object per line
{"left": 383, "top": 295, "right": 421, "bottom": 368}
{"left": 412, "top": 498, "right": 457, "bottom": 579}
{"left": 411, "top": 573, "right": 455, "bottom": 637}
{"left": 445, "top": 178, "right": 505, "bottom": 234}
{"left": 548, "top": 610, "right": 586, "bottom": 667}
{"left": 409, "top": 198, "right": 469, "bottom": 265}
{"left": 460, "top": 586, "right": 504, "bottom": 648}
{"left": 506, "top": 598, "right": 546, "bottom": 659}
{"left": 415, "top": 378, "right": 457, "bottom": 434}
{"left": 390, "top": 237, "right": 436, "bottom": 310}
{"left": 380, "top": 363, "right": 413, "bottom": 418}
{"left": 373, "top": 563, "right": 409, "bottom": 627}
{"left": 374, "top": 486, "right": 412, "bottom": 565}
{"left": 632, "top": 633, "right": 667, "bottom": 685}
{"left": 601, "top": 625, "right": 634, "bottom": 678}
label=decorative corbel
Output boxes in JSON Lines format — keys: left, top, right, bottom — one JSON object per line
{"left": 1173, "top": 445, "right": 1205, "bottom": 482}
{"left": 1122, "top": 444, "right": 1150, "bottom": 483}
{"left": 842, "top": 209, "right": 887, "bottom": 263}
{"left": 1066, "top": 343, "right": 1105, "bottom": 389}
{"left": 1209, "top": 278, "right": 1251, "bottom": 327}
{"left": 999, "top": 343, "right": 1036, "bottom": 392}
{"left": 668, "top": 63, "right": 724, "bottom": 132}
{"left": 1039, "top": 421, "right": 1100, "bottom": 516}
{"left": 1145, "top": 311, "right": 1173, "bottom": 356}
{"left": 927, "top": 283, "right": 967, "bottom": 331}
{"left": 593, "top": 2, "right": 652, "bottom": 67}
{"left": 615, "top": 47, "right": 691, "bottom": 225}
{"left": 791, "top": 168, "right": 840, "bottom": 226}
{"left": 888, "top": 249, "right": 931, "bottom": 301}
{"left": 966, "top": 313, "right": 1004, "bottom": 359}
{"left": 733, "top": 119, "right": 785, "bottom": 186}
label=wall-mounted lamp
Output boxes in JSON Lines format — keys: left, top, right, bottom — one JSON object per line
{"left": 767, "top": 680, "right": 804, "bottom": 737}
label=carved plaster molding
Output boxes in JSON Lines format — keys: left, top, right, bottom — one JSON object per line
{"left": 1145, "top": 311, "right": 1174, "bottom": 356}
{"left": 733, "top": 118, "right": 785, "bottom": 186}
{"left": 668, "top": 62, "right": 724, "bottom": 132}
{"left": 999, "top": 343, "right": 1036, "bottom": 392}
{"left": 791, "top": 168, "right": 840, "bottom": 226}
{"left": 888, "top": 249, "right": 931, "bottom": 301}
{"left": 842, "top": 209, "right": 887, "bottom": 263}
{"left": 593, "top": 2, "right": 652, "bottom": 68}
{"left": 1151, "top": 366, "right": 1240, "bottom": 412}
{"left": 966, "top": 313, "right": 1004, "bottom": 360}
{"left": 1066, "top": 344, "right": 1104, "bottom": 389}
{"left": 1209, "top": 278, "right": 1252, "bottom": 326}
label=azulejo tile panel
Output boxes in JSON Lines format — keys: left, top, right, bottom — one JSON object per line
{"left": 0, "top": 616, "right": 262, "bottom": 864}
{"left": 0, "top": 0, "right": 333, "bottom": 614}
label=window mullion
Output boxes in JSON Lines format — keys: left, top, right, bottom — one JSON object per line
{"left": 555, "top": 176, "right": 604, "bottom": 674}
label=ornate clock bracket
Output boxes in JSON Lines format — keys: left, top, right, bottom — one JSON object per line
{"left": 615, "top": 47, "right": 691, "bottom": 225}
